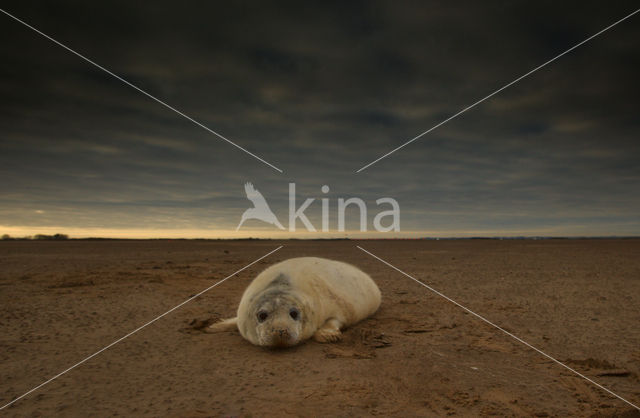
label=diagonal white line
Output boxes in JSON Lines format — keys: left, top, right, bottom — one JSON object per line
{"left": 0, "top": 245, "right": 283, "bottom": 411}
{"left": 0, "top": 8, "right": 283, "bottom": 173}
{"left": 356, "top": 245, "right": 640, "bottom": 411}
{"left": 356, "top": 8, "right": 640, "bottom": 173}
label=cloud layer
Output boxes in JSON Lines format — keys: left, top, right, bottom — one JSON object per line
{"left": 1, "top": 1, "right": 639, "bottom": 237}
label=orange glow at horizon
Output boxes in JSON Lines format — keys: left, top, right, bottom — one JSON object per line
{"left": 0, "top": 225, "right": 585, "bottom": 239}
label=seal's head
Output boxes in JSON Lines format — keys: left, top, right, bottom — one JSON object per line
{"left": 249, "top": 290, "right": 304, "bottom": 347}
{"left": 237, "top": 272, "right": 311, "bottom": 347}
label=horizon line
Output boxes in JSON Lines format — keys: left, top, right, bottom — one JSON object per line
{"left": 3, "top": 235, "right": 640, "bottom": 241}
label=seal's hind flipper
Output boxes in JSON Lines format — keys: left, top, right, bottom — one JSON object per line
{"left": 205, "top": 317, "right": 238, "bottom": 333}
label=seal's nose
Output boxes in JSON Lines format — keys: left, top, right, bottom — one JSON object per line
{"left": 275, "top": 328, "right": 289, "bottom": 338}
{"left": 269, "top": 328, "right": 292, "bottom": 347}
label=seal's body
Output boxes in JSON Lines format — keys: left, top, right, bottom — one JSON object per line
{"left": 208, "top": 257, "right": 381, "bottom": 347}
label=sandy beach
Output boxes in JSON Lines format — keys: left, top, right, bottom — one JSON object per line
{"left": 1, "top": 239, "right": 639, "bottom": 416}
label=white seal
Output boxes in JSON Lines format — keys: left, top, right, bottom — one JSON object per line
{"left": 208, "top": 257, "right": 381, "bottom": 347}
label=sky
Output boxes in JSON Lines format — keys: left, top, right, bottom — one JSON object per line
{"left": 1, "top": 1, "right": 639, "bottom": 238}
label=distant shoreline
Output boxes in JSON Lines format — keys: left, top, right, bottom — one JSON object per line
{"left": 2, "top": 236, "right": 640, "bottom": 241}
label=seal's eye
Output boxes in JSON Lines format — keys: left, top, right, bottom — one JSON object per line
{"left": 289, "top": 308, "right": 300, "bottom": 320}
{"left": 257, "top": 310, "right": 268, "bottom": 322}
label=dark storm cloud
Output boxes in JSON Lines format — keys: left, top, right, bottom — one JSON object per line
{"left": 0, "top": 1, "right": 638, "bottom": 235}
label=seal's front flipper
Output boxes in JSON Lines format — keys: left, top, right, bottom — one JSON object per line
{"left": 205, "top": 317, "right": 238, "bottom": 333}
{"left": 313, "top": 318, "right": 343, "bottom": 343}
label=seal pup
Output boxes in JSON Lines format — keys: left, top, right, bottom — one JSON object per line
{"left": 207, "top": 257, "right": 381, "bottom": 347}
